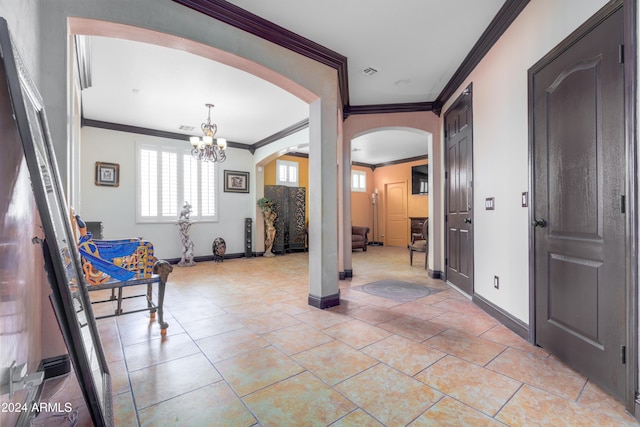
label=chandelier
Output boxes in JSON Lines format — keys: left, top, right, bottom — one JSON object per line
{"left": 189, "top": 103, "right": 227, "bottom": 163}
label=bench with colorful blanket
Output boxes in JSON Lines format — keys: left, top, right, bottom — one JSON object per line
{"left": 73, "top": 211, "right": 172, "bottom": 334}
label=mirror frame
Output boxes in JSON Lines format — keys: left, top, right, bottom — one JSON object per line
{"left": 0, "top": 18, "right": 113, "bottom": 426}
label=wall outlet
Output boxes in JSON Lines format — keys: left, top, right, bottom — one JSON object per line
{"left": 494, "top": 276, "right": 499, "bottom": 289}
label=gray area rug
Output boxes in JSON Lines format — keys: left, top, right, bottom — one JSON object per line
{"left": 353, "top": 280, "right": 441, "bottom": 302}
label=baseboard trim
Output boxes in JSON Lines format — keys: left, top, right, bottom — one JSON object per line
{"left": 344, "top": 269, "right": 353, "bottom": 278}
{"left": 166, "top": 252, "right": 254, "bottom": 264}
{"left": 473, "top": 293, "right": 529, "bottom": 341}
{"left": 428, "top": 269, "right": 443, "bottom": 279}
{"left": 308, "top": 291, "right": 340, "bottom": 309}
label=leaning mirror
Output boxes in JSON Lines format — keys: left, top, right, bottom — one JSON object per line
{"left": 0, "top": 18, "right": 112, "bottom": 426}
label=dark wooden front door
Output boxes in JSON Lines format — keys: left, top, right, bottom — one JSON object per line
{"left": 531, "top": 6, "right": 626, "bottom": 399}
{"left": 444, "top": 85, "right": 473, "bottom": 295}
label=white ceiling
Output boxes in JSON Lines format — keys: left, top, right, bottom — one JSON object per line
{"left": 80, "top": 0, "right": 506, "bottom": 164}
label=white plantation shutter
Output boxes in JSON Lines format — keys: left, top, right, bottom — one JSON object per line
{"left": 200, "top": 160, "right": 216, "bottom": 217}
{"left": 351, "top": 170, "right": 366, "bottom": 192}
{"left": 161, "top": 151, "right": 178, "bottom": 217}
{"left": 276, "top": 159, "right": 298, "bottom": 187}
{"left": 137, "top": 142, "right": 218, "bottom": 222}
{"left": 278, "top": 163, "right": 287, "bottom": 182}
{"left": 139, "top": 149, "right": 158, "bottom": 217}
{"left": 183, "top": 155, "right": 199, "bottom": 216}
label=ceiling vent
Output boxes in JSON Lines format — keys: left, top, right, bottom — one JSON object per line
{"left": 361, "top": 66, "right": 379, "bottom": 77}
{"left": 179, "top": 125, "right": 195, "bottom": 131}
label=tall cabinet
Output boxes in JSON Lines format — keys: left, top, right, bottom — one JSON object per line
{"left": 264, "top": 185, "right": 306, "bottom": 254}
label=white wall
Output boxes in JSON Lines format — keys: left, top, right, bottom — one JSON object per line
{"left": 441, "top": 0, "right": 609, "bottom": 323}
{"left": 80, "top": 126, "right": 256, "bottom": 259}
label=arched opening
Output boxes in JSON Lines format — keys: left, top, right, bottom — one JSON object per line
{"left": 350, "top": 127, "right": 431, "bottom": 248}
{"left": 67, "top": 18, "right": 339, "bottom": 304}
{"left": 342, "top": 112, "right": 442, "bottom": 281}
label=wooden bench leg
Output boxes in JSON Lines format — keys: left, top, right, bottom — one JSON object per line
{"left": 152, "top": 260, "right": 173, "bottom": 335}
{"left": 157, "top": 279, "right": 168, "bottom": 335}
{"left": 147, "top": 283, "right": 156, "bottom": 319}
{"left": 115, "top": 287, "right": 123, "bottom": 315}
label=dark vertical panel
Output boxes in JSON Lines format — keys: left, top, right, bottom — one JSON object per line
{"left": 448, "top": 144, "right": 458, "bottom": 214}
{"left": 459, "top": 135, "right": 470, "bottom": 213}
{"left": 547, "top": 63, "right": 601, "bottom": 238}
{"left": 532, "top": 4, "right": 625, "bottom": 399}
{"left": 448, "top": 228, "right": 458, "bottom": 271}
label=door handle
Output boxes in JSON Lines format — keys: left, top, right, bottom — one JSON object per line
{"left": 532, "top": 218, "right": 547, "bottom": 228}
{"left": 464, "top": 218, "right": 472, "bottom": 224}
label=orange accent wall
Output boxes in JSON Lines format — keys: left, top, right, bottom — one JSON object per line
{"left": 263, "top": 155, "right": 309, "bottom": 221}
{"left": 264, "top": 155, "right": 427, "bottom": 246}
{"left": 350, "top": 165, "right": 373, "bottom": 230}
{"left": 373, "top": 159, "right": 429, "bottom": 246}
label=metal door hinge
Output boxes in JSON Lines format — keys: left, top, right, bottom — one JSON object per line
{"left": 619, "top": 44, "right": 624, "bottom": 64}
{"left": 621, "top": 195, "right": 626, "bottom": 214}
{"left": 622, "top": 345, "right": 626, "bottom": 364}
{"left": 445, "top": 258, "right": 448, "bottom": 266}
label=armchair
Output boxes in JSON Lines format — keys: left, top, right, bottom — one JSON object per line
{"left": 409, "top": 219, "right": 428, "bottom": 269}
{"left": 352, "top": 226, "right": 370, "bottom": 251}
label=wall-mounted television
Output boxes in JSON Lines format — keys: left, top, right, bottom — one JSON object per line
{"left": 411, "top": 164, "right": 428, "bottom": 195}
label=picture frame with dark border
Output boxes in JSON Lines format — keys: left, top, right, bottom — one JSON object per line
{"left": 0, "top": 18, "right": 113, "bottom": 426}
{"left": 95, "top": 162, "right": 119, "bottom": 187}
{"left": 224, "top": 170, "right": 250, "bottom": 193}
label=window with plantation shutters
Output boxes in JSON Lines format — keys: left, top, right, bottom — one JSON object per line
{"left": 276, "top": 159, "right": 298, "bottom": 187}
{"left": 351, "top": 170, "right": 366, "bottom": 192}
{"left": 137, "top": 142, "right": 218, "bottom": 222}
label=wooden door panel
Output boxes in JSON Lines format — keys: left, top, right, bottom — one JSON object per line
{"left": 448, "top": 228, "right": 458, "bottom": 270}
{"left": 548, "top": 254, "right": 601, "bottom": 342}
{"left": 548, "top": 61, "right": 602, "bottom": 239}
{"left": 532, "top": 6, "right": 625, "bottom": 399}
{"left": 388, "top": 185, "right": 405, "bottom": 215}
{"left": 459, "top": 135, "right": 471, "bottom": 213}
{"left": 459, "top": 229, "right": 471, "bottom": 276}
{"left": 386, "top": 182, "right": 407, "bottom": 247}
{"left": 445, "top": 85, "right": 473, "bottom": 294}
{"left": 447, "top": 144, "right": 458, "bottom": 213}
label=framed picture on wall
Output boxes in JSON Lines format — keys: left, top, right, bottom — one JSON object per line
{"left": 95, "top": 162, "right": 119, "bottom": 187}
{"left": 224, "top": 170, "right": 250, "bottom": 193}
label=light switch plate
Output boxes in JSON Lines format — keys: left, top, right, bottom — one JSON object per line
{"left": 485, "top": 197, "right": 495, "bottom": 210}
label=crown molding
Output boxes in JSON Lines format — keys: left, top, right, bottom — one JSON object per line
{"left": 345, "top": 102, "right": 437, "bottom": 117}
{"left": 435, "top": 0, "right": 530, "bottom": 112}
{"left": 172, "top": 0, "right": 349, "bottom": 105}
{"left": 82, "top": 118, "right": 248, "bottom": 150}
{"left": 171, "top": 0, "right": 528, "bottom": 116}
{"left": 250, "top": 118, "right": 308, "bottom": 154}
